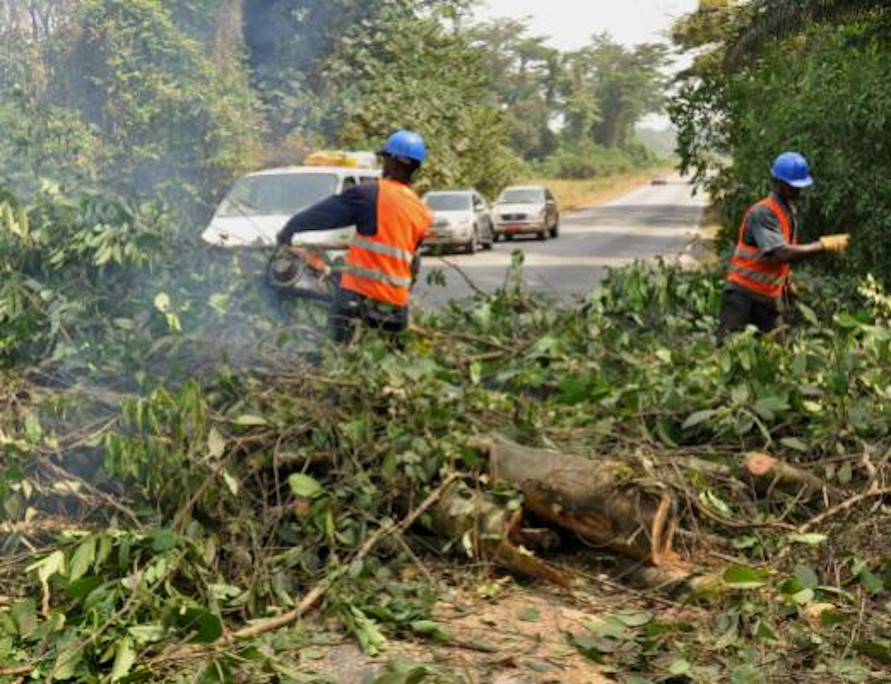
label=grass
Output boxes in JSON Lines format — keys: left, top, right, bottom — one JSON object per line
{"left": 525, "top": 168, "right": 673, "bottom": 211}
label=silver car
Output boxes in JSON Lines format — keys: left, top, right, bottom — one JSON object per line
{"left": 422, "top": 190, "right": 494, "bottom": 254}
{"left": 492, "top": 185, "right": 560, "bottom": 241}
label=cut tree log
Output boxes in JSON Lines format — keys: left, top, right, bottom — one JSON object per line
{"left": 740, "top": 452, "right": 836, "bottom": 503}
{"left": 431, "top": 481, "right": 570, "bottom": 588}
{"left": 470, "top": 435, "right": 678, "bottom": 567}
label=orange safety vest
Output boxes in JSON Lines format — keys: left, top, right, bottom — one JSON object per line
{"left": 726, "top": 195, "right": 796, "bottom": 300}
{"left": 340, "top": 179, "right": 432, "bottom": 307}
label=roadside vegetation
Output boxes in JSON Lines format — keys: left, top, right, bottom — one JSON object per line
{"left": 1, "top": 1, "right": 890, "bottom": 683}
{"left": 671, "top": 0, "right": 891, "bottom": 284}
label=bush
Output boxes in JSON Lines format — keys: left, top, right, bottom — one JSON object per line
{"left": 532, "top": 141, "right": 659, "bottom": 180}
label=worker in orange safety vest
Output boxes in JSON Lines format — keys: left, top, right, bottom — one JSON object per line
{"left": 718, "top": 152, "right": 850, "bottom": 339}
{"left": 276, "top": 130, "right": 433, "bottom": 344}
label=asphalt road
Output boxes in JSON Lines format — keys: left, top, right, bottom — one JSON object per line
{"left": 413, "top": 176, "right": 707, "bottom": 308}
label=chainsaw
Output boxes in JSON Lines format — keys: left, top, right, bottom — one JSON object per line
{"left": 266, "top": 244, "right": 346, "bottom": 303}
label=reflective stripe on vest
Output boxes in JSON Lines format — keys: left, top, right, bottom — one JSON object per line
{"left": 340, "top": 179, "right": 433, "bottom": 307}
{"left": 342, "top": 263, "right": 413, "bottom": 288}
{"left": 728, "top": 264, "right": 787, "bottom": 286}
{"left": 351, "top": 236, "right": 415, "bottom": 263}
{"left": 726, "top": 196, "right": 795, "bottom": 300}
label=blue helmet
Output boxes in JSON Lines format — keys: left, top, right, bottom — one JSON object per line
{"left": 771, "top": 152, "right": 814, "bottom": 188}
{"left": 381, "top": 130, "right": 427, "bottom": 164}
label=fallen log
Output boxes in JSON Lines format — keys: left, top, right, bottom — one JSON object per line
{"left": 740, "top": 452, "right": 835, "bottom": 503}
{"left": 431, "top": 481, "right": 570, "bottom": 588}
{"left": 470, "top": 435, "right": 678, "bottom": 566}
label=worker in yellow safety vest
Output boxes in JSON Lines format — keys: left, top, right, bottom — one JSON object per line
{"left": 718, "top": 152, "right": 850, "bottom": 338}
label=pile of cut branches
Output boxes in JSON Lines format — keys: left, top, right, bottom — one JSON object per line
{"left": 2, "top": 186, "right": 891, "bottom": 682}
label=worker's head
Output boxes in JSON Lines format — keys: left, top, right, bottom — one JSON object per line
{"left": 771, "top": 152, "right": 813, "bottom": 201}
{"left": 379, "top": 130, "right": 427, "bottom": 183}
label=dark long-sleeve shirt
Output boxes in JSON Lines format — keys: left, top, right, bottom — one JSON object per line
{"left": 277, "top": 183, "right": 380, "bottom": 245}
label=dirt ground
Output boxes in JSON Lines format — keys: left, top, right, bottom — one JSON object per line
{"left": 295, "top": 557, "right": 703, "bottom": 684}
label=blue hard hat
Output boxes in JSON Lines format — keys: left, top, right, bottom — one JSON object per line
{"left": 381, "top": 130, "right": 427, "bottom": 164}
{"left": 771, "top": 152, "right": 814, "bottom": 188}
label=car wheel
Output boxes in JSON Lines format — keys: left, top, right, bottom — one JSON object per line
{"left": 466, "top": 226, "right": 479, "bottom": 254}
{"left": 549, "top": 221, "right": 559, "bottom": 239}
{"left": 537, "top": 228, "right": 547, "bottom": 241}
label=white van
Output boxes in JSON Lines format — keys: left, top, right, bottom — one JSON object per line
{"left": 202, "top": 164, "right": 381, "bottom": 248}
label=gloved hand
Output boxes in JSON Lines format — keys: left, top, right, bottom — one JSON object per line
{"left": 275, "top": 227, "right": 292, "bottom": 246}
{"left": 819, "top": 233, "right": 850, "bottom": 254}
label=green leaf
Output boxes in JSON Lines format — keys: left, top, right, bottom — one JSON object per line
{"left": 288, "top": 473, "right": 323, "bottom": 498}
{"left": 723, "top": 565, "right": 768, "bottom": 590}
{"left": 128, "top": 624, "right": 166, "bottom": 646}
{"left": 615, "top": 611, "right": 653, "bottom": 628}
{"left": 28, "top": 549, "right": 66, "bottom": 583}
{"left": 153, "top": 292, "right": 171, "bottom": 313}
{"left": 853, "top": 640, "right": 891, "bottom": 666}
{"left": 207, "top": 428, "right": 226, "bottom": 459}
{"left": 148, "top": 528, "right": 177, "bottom": 553}
{"left": 69, "top": 536, "right": 97, "bottom": 583}
{"left": 11, "top": 600, "right": 37, "bottom": 638}
{"left": 410, "top": 620, "right": 451, "bottom": 642}
{"left": 857, "top": 567, "right": 885, "bottom": 595}
{"left": 794, "top": 564, "right": 820, "bottom": 590}
{"left": 780, "top": 437, "right": 809, "bottom": 452}
{"left": 110, "top": 638, "right": 136, "bottom": 682}
{"left": 669, "top": 658, "right": 691, "bottom": 675}
{"left": 682, "top": 409, "right": 717, "bottom": 430}
{"left": 796, "top": 302, "right": 819, "bottom": 327}
{"left": 176, "top": 608, "right": 223, "bottom": 644}
{"left": 731, "top": 663, "right": 763, "bottom": 684}
{"left": 221, "top": 469, "right": 240, "bottom": 496}
{"left": 233, "top": 414, "right": 267, "bottom": 426}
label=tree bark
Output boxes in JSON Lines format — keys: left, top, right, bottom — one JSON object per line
{"left": 470, "top": 435, "right": 678, "bottom": 566}
{"left": 431, "top": 481, "right": 570, "bottom": 588}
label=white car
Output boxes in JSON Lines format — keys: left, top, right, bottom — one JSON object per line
{"left": 201, "top": 165, "right": 381, "bottom": 248}
{"left": 492, "top": 185, "right": 560, "bottom": 241}
{"left": 422, "top": 190, "right": 494, "bottom": 254}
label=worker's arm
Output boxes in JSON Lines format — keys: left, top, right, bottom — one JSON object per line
{"left": 746, "top": 206, "right": 829, "bottom": 264}
{"left": 768, "top": 242, "right": 825, "bottom": 263}
{"left": 767, "top": 235, "right": 849, "bottom": 262}
{"left": 276, "top": 184, "right": 377, "bottom": 246}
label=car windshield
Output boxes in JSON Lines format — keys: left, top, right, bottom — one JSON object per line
{"left": 425, "top": 193, "right": 472, "bottom": 211}
{"left": 217, "top": 173, "right": 338, "bottom": 217}
{"left": 498, "top": 188, "right": 544, "bottom": 204}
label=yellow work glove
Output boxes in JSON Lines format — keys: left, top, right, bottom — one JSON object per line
{"left": 819, "top": 233, "right": 850, "bottom": 254}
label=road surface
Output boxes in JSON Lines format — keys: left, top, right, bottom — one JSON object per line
{"left": 414, "top": 177, "right": 707, "bottom": 308}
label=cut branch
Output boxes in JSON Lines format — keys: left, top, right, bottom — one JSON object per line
{"left": 740, "top": 452, "right": 836, "bottom": 503}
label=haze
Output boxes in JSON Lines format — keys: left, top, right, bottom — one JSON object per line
{"left": 477, "top": 0, "right": 699, "bottom": 49}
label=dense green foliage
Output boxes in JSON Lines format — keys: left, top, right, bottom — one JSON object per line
{"left": 0, "top": 0, "right": 260, "bottom": 215}
{"left": 671, "top": 1, "right": 891, "bottom": 282}
{"left": 0, "top": 0, "right": 669, "bottom": 217}
{"left": 2, "top": 187, "right": 890, "bottom": 678}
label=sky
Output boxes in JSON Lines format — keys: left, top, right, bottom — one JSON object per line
{"left": 475, "top": 0, "right": 699, "bottom": 50}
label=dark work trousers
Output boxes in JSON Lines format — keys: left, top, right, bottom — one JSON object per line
{"left": 328, "top": 287, "right": 409, "bottom": 345}
{"left": 717, "top": 287, "right": 782, "bottom": 340}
